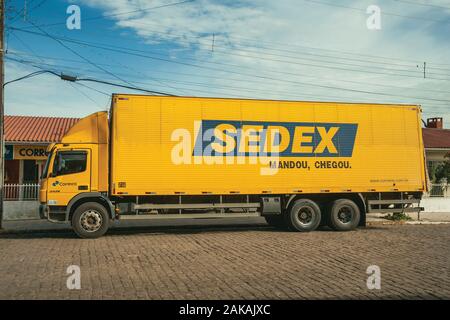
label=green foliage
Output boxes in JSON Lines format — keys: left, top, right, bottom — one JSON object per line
{"left": 434, "top": 154, "right": 450, "bottom": 183}
{"left": 385, "top": 212, "right": 412, "bottom": 221}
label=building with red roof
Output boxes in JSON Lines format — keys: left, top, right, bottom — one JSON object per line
{"left": 421, "top": 118, "right": 450, "bottom": 180}
{"left": 4, "top": 115, "right": 79, "bottom": 186}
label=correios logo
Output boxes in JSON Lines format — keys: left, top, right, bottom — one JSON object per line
{"left": 52, "top": 181, "right": 77, "bottom": 187}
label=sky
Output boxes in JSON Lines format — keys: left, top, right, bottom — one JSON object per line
{"left": 4, "top": 0, "right": 450, "bottom": 127}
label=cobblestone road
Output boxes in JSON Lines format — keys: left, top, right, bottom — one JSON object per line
{"left": 0, "top": 222, "right": 449, "bottom": 299}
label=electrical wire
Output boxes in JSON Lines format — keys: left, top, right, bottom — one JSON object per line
{"left": 68, "top": 82, "right": 104, "bottom": 108}
{"left": 4, "top": 58, "right": 175, "bottom": 96}
{"left": 3, "top": 70, "right": 51, "bottom": 87}
{"left": 16, "top": 0, "right": 195, "bottom": 28}
{"left": 391, "top": 0, "right": 450, "bottom": 10}
{"left": 302, "top": 0, "right": 450, "bottom": 23}
{"left": 11, "top": 0, "right": 450, "bottom": 69}
{"left": 24, "top": 20, "right": 143, "bottom": 90}
{"left": 74, "top": 18, "right": 450, "bottom": 73}
{"left": 10, "top": 28, "right": 450, "bottom": 103}
{"left": 7, "top": 55, "right": 450, "bottom": 108}
{"left": 8, "top": 50, "right": 450, "bottom": 97}
{"left": 10, "top": 27, "right": 450, "bottom": 83}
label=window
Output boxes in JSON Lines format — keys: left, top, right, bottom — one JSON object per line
{"left": 53, "top": 151, "right": 87, "bottom": 176}
{"left": 23, "top": 160, "right": 39, "bottom": 183}
{"left": 41, "top": 151, "right": 53, "bottom": 179}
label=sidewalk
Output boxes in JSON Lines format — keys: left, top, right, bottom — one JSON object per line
{"left": 367, "top": 211, "right": 450, "bottom": 225}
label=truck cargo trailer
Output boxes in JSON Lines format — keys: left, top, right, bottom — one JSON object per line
{"left": 39, "top": 95, "right": 427, "bottom": 238}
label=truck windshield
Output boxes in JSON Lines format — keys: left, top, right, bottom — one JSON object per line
{"left": 41, "top": 151, "right": 53, "bottom": 179}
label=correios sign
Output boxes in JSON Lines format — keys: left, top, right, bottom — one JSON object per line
{"left": 13, "top": 145, "right": 49, "bottom": 160}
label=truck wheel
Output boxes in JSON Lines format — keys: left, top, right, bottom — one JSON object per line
{"left": 328, "top": 199, "right": 360, "bottom": 231}
{"left": 286, "top": 199, "right": 321, "bottom": 232}
{"left": 72, "top": 202, "right": 109, "bottom": 239}
{"left": 264, "top": 215, "right": 287, "bottom": 229}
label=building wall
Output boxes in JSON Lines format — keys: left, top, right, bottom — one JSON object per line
{"left": 3, "top": 201, "right": 40, "bottom": 220}
{"left": 426, "top": 149, "right": 449, "bottom": 162}
{"left": 421, "top": 197, "right": 450, "bottom": 213}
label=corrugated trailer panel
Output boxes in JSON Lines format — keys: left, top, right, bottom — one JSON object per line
{"left": 110, "top": 95, "right": 426, "bottom": 196}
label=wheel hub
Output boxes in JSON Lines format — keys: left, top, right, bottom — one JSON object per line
{"left": 297, "top": 208, "right": 313, "bottom": 224}
{"left": 80, "top": 210, "right": 103, "bottom": 232}
{"left": 337, "top": 206, "right": 353, "bottom": 224}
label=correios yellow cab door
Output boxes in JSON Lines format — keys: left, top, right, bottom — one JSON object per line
{"left": 47, "top": 149, "right": 91, "bottom": 206}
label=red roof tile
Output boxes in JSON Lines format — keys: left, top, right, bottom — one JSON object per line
{"left": 423, "top": 128, "right": 450, "bottom": 149}
{"left": 4, "top": 115, "right": 80, "bottom": 144}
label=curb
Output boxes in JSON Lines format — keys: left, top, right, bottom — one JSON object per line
{"left": 406, "top": 221, "right": 450, "bottom": 225}
{"left": 367, "top": 219, "right": 450, "bottom": 226}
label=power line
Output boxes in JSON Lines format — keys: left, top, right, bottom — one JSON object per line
{"left": 6, "top": 54, "right": 450, "bottom": 110}
{"left": 7, "top": 50, "right": 450, "bottom": 98}
{"left": 16, "top": 0, "right": 195, "bottom": 28}
{"left": 80, "top": 43, "right": 187, "bottom": 96}
{"left": 9, "top": 31, "right": 43, "bottom": 60}
{"left": 209, "top": 46, "right": 449, "bottom": 78}
{"left": 7, "top": 0, "right": 35, "bottom": 22}
{"left": 9, "top": 40, "right": 450, "bottom": 96}
{"left": 7, "top": 23, "right": 450, "bottom": 105}
{"left": 302, "top": 0, "right": 450, "bottom": 24}
{"left": 77, "top": 78, "right": 175, "bottom": 96}
{"left": 11, "top": 0, "right": 450, "bottom": 69}
{"left": 11, "top": 27, "right": 450, "bottom": 82}
{"left": 15, "top": 15, "right": 450, "bottom": 70}
{"left": 75, "top": 81, "right": 110, "bottom": 96}
{"left": 8, "top": 0, "right": 47, "bottom": 23}
{"left": 391, "top": 0, "right": 450, "bottom": 10}
{"left": 84, "top": 0, "right": 195, "bottom": 22}
{"left": 3, "top": 69, "right": 47, "bottom": 86}
{"left": 9, "top": 52, "right": 450, "bottom": 103}
{"left": 24, "top": 20, "right": 145, "bottom": 91}
{"left": 80, "top": 18, "right": 450, "bottom": 72}
{"left": 68, "top": 82, "right": 104, "bottom": 108}
{"left": 11, "top": 28, "right": 450, "bottom": 101}
{"left": 5, "top": 58, "right": 175, "bottom": 96}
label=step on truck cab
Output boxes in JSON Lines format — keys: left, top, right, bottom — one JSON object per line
{"left": 39, "top": 95, "right": 427, "bottom": 238}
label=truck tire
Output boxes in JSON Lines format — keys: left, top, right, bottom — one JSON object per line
{"left": 264, "top": 215, "right": 288, "bottom": 230}
{"left": 72, "top": 202, "right": 109, "bottom": 239}
{"left": 285, "top": 199, "right": 321, "bottom": 232}
{"left": 327, "top": 199, "right": 360, "bottom": 231}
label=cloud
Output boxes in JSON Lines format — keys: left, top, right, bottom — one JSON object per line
{"left": 6, "top": 0, "right": 450, "bottom": 126}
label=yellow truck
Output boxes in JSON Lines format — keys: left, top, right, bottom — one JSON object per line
{"left": 39, "top": 94, "right": 427, "bottom": 238}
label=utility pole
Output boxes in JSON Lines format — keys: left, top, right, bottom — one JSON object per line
{"left": 0, "top": 0, "right": 4, "bottom": 229}
{"left": 423, "top": 61, "right": 426, "bottom": 79}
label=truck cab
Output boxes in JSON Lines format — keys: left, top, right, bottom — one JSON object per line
{"left": 39, "top": 112, "right": 111, "bottom": 235}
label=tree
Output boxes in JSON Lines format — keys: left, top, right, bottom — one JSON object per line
{"left": 434, "top": 153, "right": 450, "bottom": 184}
